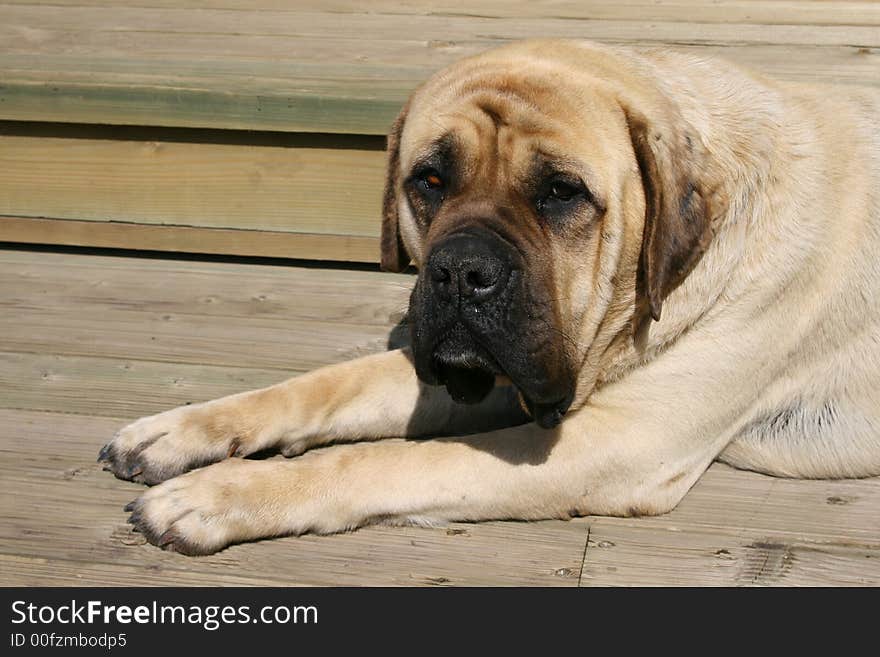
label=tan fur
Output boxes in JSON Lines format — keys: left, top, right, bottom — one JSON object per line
{"left": 100, "top": 40, "right": 880, "bottom": 555}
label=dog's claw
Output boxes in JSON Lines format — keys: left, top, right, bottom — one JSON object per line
{"left": 158, "top": 530, "right": 177, "bottom": 548}
{"left": 97, "top": 443, "right": 111, "bottom": 462}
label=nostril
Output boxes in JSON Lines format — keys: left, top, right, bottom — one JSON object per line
{"left": 465, "top": 269, "right": 495, "bottom": 291}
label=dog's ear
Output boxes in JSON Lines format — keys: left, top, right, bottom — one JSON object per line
{"left": 624, "top": 107, "right": 716, "bottom": 322}
{"left": 380, "top": 103, "right": 412, "bottom": 272}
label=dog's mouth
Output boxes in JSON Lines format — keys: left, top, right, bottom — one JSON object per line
{"left": 429, "top": 324, "right": 574, "bottom": 428}
{"left": 431, "top": 325, "right": 501, "bottom": 405}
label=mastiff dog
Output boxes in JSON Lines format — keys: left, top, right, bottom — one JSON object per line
{"left": 99, "top": 40, "right": 880, "bottom": 555}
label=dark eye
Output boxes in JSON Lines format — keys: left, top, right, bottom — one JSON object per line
{"left": 419, "top": 170, "right": 445, "bottom": 193}
{"left": 536, "top": 178, "right": 587, "bottom": 214}
{"left": 549, "top": 181, "right": 578, "bottom": 201}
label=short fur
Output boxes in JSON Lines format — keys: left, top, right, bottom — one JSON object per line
{"left": 99, "top": 40, "right": 880, "bottom": 555}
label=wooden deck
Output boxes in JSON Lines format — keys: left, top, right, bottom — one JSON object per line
{"left": 1, "top": 247, "right": 878, "bottom": 586}
{"left": 1, "top": 1, "right": 878, "bottom": 586}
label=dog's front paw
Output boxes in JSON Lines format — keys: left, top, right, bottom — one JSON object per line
{"left": 98, "top": 402, "right": 250, "bottom": 485}
{"left": 124, "top": 459, "right": 295, "bottom": 555}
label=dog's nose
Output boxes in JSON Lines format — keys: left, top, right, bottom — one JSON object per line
{"left": 428, "top": 231, "right": 510, "bottom": 303}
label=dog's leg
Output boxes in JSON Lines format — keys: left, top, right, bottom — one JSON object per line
{"left": 125, "top": 339, "right": 752, "bottom": 555}
{"left": 125, "top": 400, "right": 722, "bottom": 555}
{"left": 99, "top": 349, "right": 524, "bottom": 484}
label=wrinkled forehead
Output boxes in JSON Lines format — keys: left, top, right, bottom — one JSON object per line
{"left": 399, "top": 62, "right": 628, "bottom": 184}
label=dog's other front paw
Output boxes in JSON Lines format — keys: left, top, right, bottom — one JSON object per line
{"left": 124, "top": 459, "right": 301, "bottom": 555}
{"left": 98, "top": 401, "right": 255, "bottom": 485}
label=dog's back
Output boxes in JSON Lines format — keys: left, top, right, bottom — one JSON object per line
{"left": 715, "top": 77, "right": 880, "bottom": 478}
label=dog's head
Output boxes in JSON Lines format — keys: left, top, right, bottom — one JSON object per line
{"left": 382, "top": 41, "right": 719, "bottom": 428}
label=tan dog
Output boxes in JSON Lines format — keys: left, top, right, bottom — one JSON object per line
{"left": 99, "top": 40, "right": 880, "bottom": 555}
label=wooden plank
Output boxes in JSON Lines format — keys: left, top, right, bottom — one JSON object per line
{"left": 0, "top": 284, "right": 404, "bottom": 370}
{"left": 0, "top": 247, "right": 412, "bottom": 326}
{"left": 578, "top": 457, "right": 880, "bottom": 585}
{"left": 597, "top": 463, "right": 880, "bottom": 547}
{"left": 0, "top": 46, "right": 873, "bottom": 135}
{"left": 4, "top": 6, "right": 879, "bottom": 46}
{"left": 0, "top": 249, "right": 412, "bottom": 370}
{"left": 0, "top": 217, "right": 382, "bottom": 263}
{"left": 580, "top": 523, "right": 880, "bottom": 586}
{"left": 0, "top": 63, "right": 411, "bottom": 135}
{"left": 0, "top": 408, "right": 588, "bottom": 586}
{"left": 2, "top": 1, "right": 878, "bottom": 27}
{"left": 1, "top": 4, "right": 877, "bottom": 133}
{"left": 0, "top": 351, "right": 299, "bottom": 418}
{"left": 316, "top": 0, "right": 880, "bottom": 26}
{"left": 0, "top": 310, "right": 408, "bottom": 375}
{"left": 0, "top": 554, "right": 287, "bottom": 586}
{"left": 0, "top": 132, "right": 385, "bottom": 236}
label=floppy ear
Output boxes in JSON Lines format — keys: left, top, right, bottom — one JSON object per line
{"left": 625, "top": 107, "right": 716, "bottom": 322}
{"left": 380, "top": 103, "right": 412, "bottom": 272}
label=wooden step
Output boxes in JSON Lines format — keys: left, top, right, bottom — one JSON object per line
{"left": 1, "top": 1, "right": 877, "bottom": 261}
{"left": 0, "top": 123, "right": 386, "bottom": 261}
{"left": 2, "top": 2, "right": 878, "bottom": 135}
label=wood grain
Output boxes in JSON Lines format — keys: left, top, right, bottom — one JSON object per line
{"left": 3, "top": 1, "right": 880, "bottom": 26}
{"left": 4, "top": 1, "right": 879, "bottom": 26}
{"left": 581, "top": 522, "right": 880, "bottom": 586}
{"left": 0, "top": 351, "right": 300, "bottom": 418}
{"left": 0, "top": 247, "right": 411, "bottom": 325}
{"left": 0, "top": 134, "right": 385, "bottom": 235}
{"left": 610, "top": 463, "right": 880, "bottom": 547}
{"left": 0, "top": 249, "right": 412, "bottom": 370}
{"left": 4, "top": 5, "right": 878, "bottom": 47}
{"left": 0, "top": 216, "right": 383, "bottom": 263}
{"left": 1, "top": 2, "right": 877, "bottom": 134}
{"left": 0, "top": 408, "right": 588, "bottom": 586}
{"left": 579, "top": 460, "right": 880, "bottom": 585}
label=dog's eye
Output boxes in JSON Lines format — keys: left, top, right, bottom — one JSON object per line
{"left": 536, "top": 178, "right": 587, "bottom": 214}
{"left": 419, "top": 170, "right": 445, "bottom": 192}
{"left": 425, "top": 173, "right": 443, "bottom": 189}
{"left": 548, "top": 181, "right": 578, "bottom": 201}
{"left": 407, "top": 167, "right": 447, "bottom": 217}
